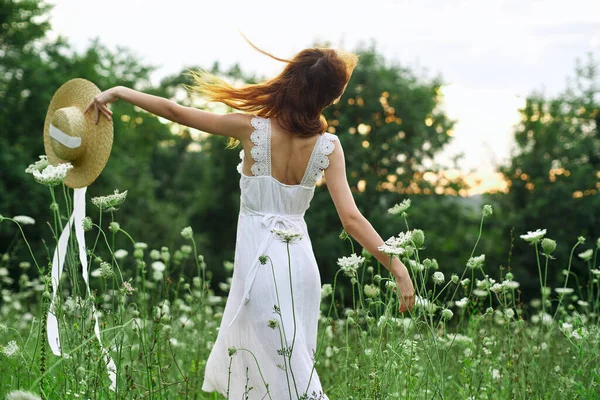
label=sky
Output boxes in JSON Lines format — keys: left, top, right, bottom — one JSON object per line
{"left": 46, "top": 0, "right": 600, "bottom": 194}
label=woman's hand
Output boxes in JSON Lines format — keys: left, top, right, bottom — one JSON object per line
{"left": 394, "top": 268, "right": 415, "bottom": 313}
{"left": 84, "top": 87, "right": 120, "bottom": 124}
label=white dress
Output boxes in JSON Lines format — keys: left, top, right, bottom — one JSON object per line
{"left": 202, "top": 116, "right": 337, "bottom": 400}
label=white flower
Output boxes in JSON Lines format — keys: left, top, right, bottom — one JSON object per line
{"left": 152, "top": 270, "right": 164, "bottom": 281}
{"left": 385, "top": 280, "right": 397, "bottom": 290}
{"left": 441, "top": 309, "right": 453, "bottom": 320}
{"left": 337, "top": 254, "right": 365, "bottom": 277}
{"left": 490, "top": 283, "right": 505, "bottom": 293}
{"left": 134, "top": 242, "right": 148, "bottom": 250}
{"left": 30, "top": 162, "right": 73, "bottom": 186}
{"left": 467, "top": 254, "right": 485, "bottom": 269}
{"left": 388, "top": 199, "right": 411, "bottom": 215}
{"left": 491, "top": 369, "right": 501, "bottom": 380}
{"left": 473, "top": 289, "right": 488, "bottom": 297}
{"left": 364, "top": 284, "right": 380, "bottom": 298}
{"left": 271, "top": 227, "right": 303, "bottom": 244}
{"left": 99, "top": 261, "right": 113, "bottom": 278}
{"left": 91, "top": 189, "right": 128, "bottom": 212}
{"left": 181, "top": 226, "right": 193, "bottom": 240}
{"left": 1, "top": 340, "right": 19, "bottom": 357}
{"left": 25, "top": 155, "right": 49, "bottom": 174}
{"left": 6, "top": 390, "right": 42, "bottom": 400}
{"left": 577, "top": 300, "right": 589, "bottom": 307}
{"left": 455, "top": 297, "right": 468, "bottom": 308}
{"left": 432, "top": 271, "right": 445, "bottom": 285}
{"left": 378, "top": 232, "right": 413, "bottom": 257}
{"left": 152, "top": 261, "right": 166, "bottom": 272}
{"left": 482, "top": 204, "right": 493, "bottom": 217}
{"left": 577, "top": 249, "right": 593, "bottom": 261}
{"left": 591, "top": 269, "right": 600, "bottom": 276}
{"left": 554, "top": 287, "right": 574, "bottom": 295}
{"left": 505, "top": 308, "right": 515, "bottom": 319}
{"left": 504, "top": 280, "right": 520, "bottom": 290}
{"left": 520, "top": 229, "right": 547, "bottom": 243}
{"left": 114, "top": 249, "right": 128, "bottom": 259}
{"left": 12, "top": 215, "right": 35, "bottom": 225}
{"left": 321, "top": 283, "right": 333, "bottom": 299}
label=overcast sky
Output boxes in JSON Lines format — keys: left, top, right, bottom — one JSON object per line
{"left": 47, "top": 0, "right": 600, "bottom": 191}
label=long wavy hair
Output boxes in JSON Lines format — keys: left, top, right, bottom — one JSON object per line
{"left": 183, "top": 32, "right": 358, "bottom": 147}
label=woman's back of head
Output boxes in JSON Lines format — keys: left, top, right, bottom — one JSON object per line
{"left": 184, "top": 34, "right": 358, "bottom": 142}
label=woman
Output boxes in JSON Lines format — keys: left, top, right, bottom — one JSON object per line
{"left": 85, "top": 40, "right": 415, "bottom": 399}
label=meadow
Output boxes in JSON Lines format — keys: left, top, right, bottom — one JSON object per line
{"left": 0, "top": 157, "right": 599, "bottom": 400}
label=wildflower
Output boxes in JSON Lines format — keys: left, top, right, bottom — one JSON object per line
{"left": 228, "top": 347, "right": 237, "bottom": 356}
{"left": 388, "top": 199, "right": 411, "bottom": 215}
{"left": 541, "top": 238, "right": 556, "bottom": 255}
{"left": 12, "top": 215, "right": 35, "bottom": 225}
{"left": 505, "top": 309, "right": 515, "bottom": 319}
{"left": 473, "top": 289, "right": 488, "bottom": 297}
{"left": 460, "top": 278, "right": 470, "bottom": 286}
{"left": 160, "top": 247, "right": 170, "bottom": 262}
{"left": 149, "top": 249, "right": 160, "bottom": 260}
{"left": 411, "top": 229, "right": 425, "bottom": 248}
{"left": 577, "top": 249, "right": 593, "bottom": 261}
{"left": 1, "top": 340, "right": 19, "bottom": 357}
{"left": 554, "top": 287, "right": 574, "bottom": 295}
{"left": 134, "top": 242, "right": 148, "bottom": 250}
{"left": 577, "top": 236, "right": 585, "bottom": 244}
{"left": 482, "top": 204, "right": 493, "bottom": 217}
{"left": 455, "top": 297, "right": 468, "bottom": 308}
{"left": 114, "top": 249, "right": 128, "bottom": 259}
{"left": 153, "top": 270, "right": 163, "bottom": 281}
{"left": 108, "top": 222, "right": 120, "bottom": 233}
{"left": 82, "top": 216, "right": 93, "bottom": 232}
{"left": 467, "top": 254, "right": 485, "bottom": 269}
{"left": 520, "top": 229, "right": 547, "bottom": 244}
{"left": 441, "top": 309, "right": 453, "bottom": 320}
{"left": 27, "top": 160, "right": 73, "bottom": 186}
{"left": 268, "top": 319, "right": 279, "bottom": 329}
{"left": 378, "top": 231, "right": 413, "bottom": 257}
{"left": 19, "top": 262, "right": 31, "bottom": 270}
{"left": 504, "top": 280, "right": 520, "bottom": 290}
{"left": 385, "top": 280, "right": 397, "bottom": 291}
{"left": 99, "top": 261, "right": 113, "bottom": 279}
{"left": 122, "top": 281, "right": 134, "bottom": 295}
{"left": 25, "top": 155, "right": 49, "bottom": 174}
{"left": 364, "top": 284, "right": 380, "bottom": 298}
{"left": 91, "top": 189, "right": 128, "bottom": 212}
{"left": 271, "top": 227, "right": 303, "bottom": 244}
{"left": 258, "top": 255, "right": 267, "bottom": 265}
{"left": 321, "top": 283, "right": 333, "bottom": 299}
{"left": 432, "top": 271, "right": 445, "bottom": 285}
{"left": 339, "top": 229, "right": 349, "bottom": 240}
{"left": 151, "top": 261, "right": 166, "bottom": 272}
{"left": 181, "top": 226, "right": 193, "bottom": 240}
{"left": 450, "top": 274, "right": 459, "bottom": 284}
{"left": 491, "top": 369, "right": 501, "bottom": 380}
{"left": 6, "top": 390, "right": 42, "bottom": 400}
{"left": 337, "top": 254, "right": 365, "bottom": 278}
{"left": 591, "top": 269, "right": 600, "bottom": 276}
{"left": 134, "top": 248, "right": 144, "bottom": 259}
{"left": 577, "top": 300, "right": 589, "bottom": 307}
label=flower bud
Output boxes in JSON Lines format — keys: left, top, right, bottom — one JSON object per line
{"left": 108, "top": 222, "right": 120, "bottom": 233}
{"left": 541, "top": 238, "right": 556, "bottom": 255}
{"left": 482, "top": 204, "right": 493, "bottom": 217}
{"left": 82, "top": 217, "right": 93, "bottom": 232}
{"left": 181, "top": 226, "right": 193, "bottom": 240}
{"left": 411, "top": 229, "right": 425, "bottom": 248}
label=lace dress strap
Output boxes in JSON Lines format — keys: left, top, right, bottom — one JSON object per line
{"left": 235, "top": 116, "right": 271, "bottom": 177}
{"left": 300, "top": 132, "right": 338, "bottom": 187}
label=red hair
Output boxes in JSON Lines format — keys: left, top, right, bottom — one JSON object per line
{"left": 184, "top": 32, "right": 358, "bottom": 146}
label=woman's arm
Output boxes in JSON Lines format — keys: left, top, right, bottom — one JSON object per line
{"left": 324, "top": 137, "right": 415, "bottom": 311}
{"left": 87, "top": 86, "right": 253, "bottom": 140}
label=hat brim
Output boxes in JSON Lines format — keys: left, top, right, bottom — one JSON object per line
{"left": 43, "top": 78, "right": 114, "bottom": 188}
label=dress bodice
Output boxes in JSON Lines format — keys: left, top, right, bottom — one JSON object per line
{"left": 237, "top": 116, "right": 338, "bottom": 216}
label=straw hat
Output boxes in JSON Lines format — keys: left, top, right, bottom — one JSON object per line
{"left": 43, "top": 78, "right": 113, "bottom": 188}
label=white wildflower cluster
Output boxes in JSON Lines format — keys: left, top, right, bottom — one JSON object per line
{"left": 114, "top": 249, "right": 128, "bottom": 260}
{"left": 577, "top": 249, "right": 593, "bottom": 261}
{"left": 364, "top": 284, "right": 380, "bottom": 298}
{"left": 181, "top": 226, "right": 193, "bottom": 240}
{"left": 91, "top": 189, "right": 128, "bottom": 212}
{"left": 321, "top": 283, "right": 333, "bottom": 299}
{"left": 441, "top": 308, "right": 454, "bottom": 320}
{"left": 1, "top": 340, "right": 19, "bottom": 358}
{"left": 25, "top": 156, "right": 73, "bottom": 186}
{"left": 378, "top": 231, "right": 413, "bottom": 257}
{"left": 467, "top": 254, "right": 485, "bottom": 270}
{"left": 387, "top": 199, "right": 411, "bottom": 215}
{"left": 520, "top": 229, "right": 546, "bottom": 244}
{"left": 6, "top": 390, "right": 42, "bottom": 400}
{"left": 12, "top": 215, "right": 35, "bottom": 225}
{"left": 337, "top": 253, "right": 365, "bottom": 278}
{"left": 455, "top": 297, "right": 468, "bottom": 308}
{"left": 554, "top": 287, "right": 574, "bottom": 295}
{"left": 482, "top": 204, "right": 493, "bottom": 217}
{"left": 414, "top": 295, "right": 437, "bottom": 314}
{"left": 99, "top": 261, "right": 113, "bottom": 279}
{"left": 270, "top": 228, "right": 303, "bottom": 244}
{"left": 152, "top": 261, "right": 166, "bottom": 281}
{"left": 432, "top": 271, "right": 445, "bottom": 285}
